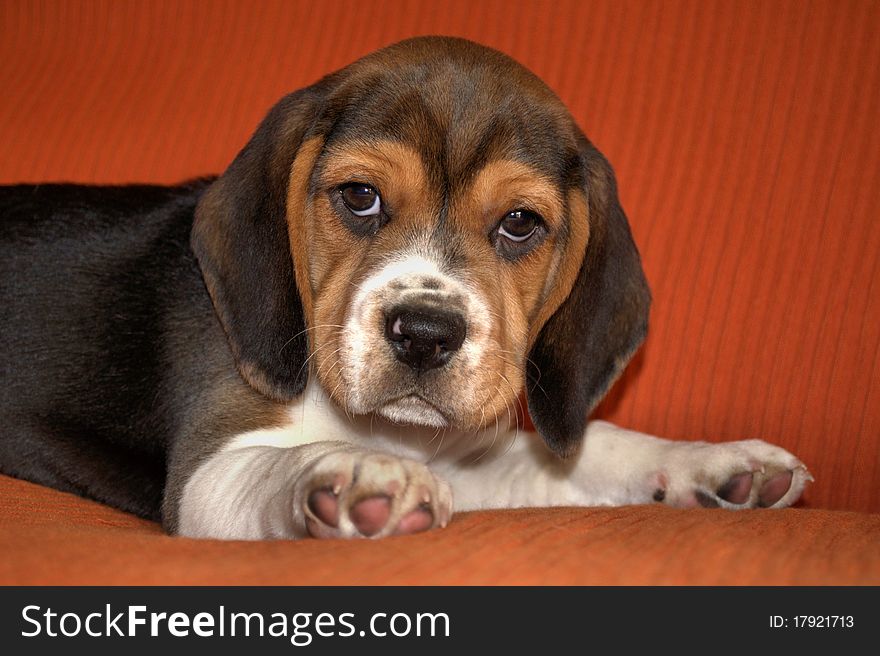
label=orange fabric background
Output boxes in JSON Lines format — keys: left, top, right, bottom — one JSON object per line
{"left": 0, "top": 0, "right": 878, "bottom": 586}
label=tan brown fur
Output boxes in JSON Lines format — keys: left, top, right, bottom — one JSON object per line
{"left": 285, "top": 136, "right": 326, "bottom": 326}
{"left": 526, "top": 190, "right": 590, "bottom": 346}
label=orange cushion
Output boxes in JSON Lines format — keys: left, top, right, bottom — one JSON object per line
{"left": 1, "top": 475, "right": 877, "bottom": 585}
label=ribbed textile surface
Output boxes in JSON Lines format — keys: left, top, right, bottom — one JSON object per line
{"left": 0, "top": 0, "right": 878, "bottom": 513}
{"left": 1, "top": 474, "right": 877, "bottom": 585}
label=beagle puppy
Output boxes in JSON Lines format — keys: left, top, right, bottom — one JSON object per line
{"left": 0, "top": 37, "right": 811, "bottom": 540}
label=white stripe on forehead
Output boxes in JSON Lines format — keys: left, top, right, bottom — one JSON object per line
{"left": 349, "top": 249, "right": 492, "bottom": 330}
{"left": 351, "top": 253, "right": 446, "bottom": 307}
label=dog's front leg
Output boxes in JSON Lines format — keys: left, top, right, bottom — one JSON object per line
{"left": 569, "top": 421, "right": 812, "bottom": 509}
{"left": 442, "top": 421, "right": 811, "bottom": 511}
{"left": 176, "top": 442, "right": 452, "bottom": 540}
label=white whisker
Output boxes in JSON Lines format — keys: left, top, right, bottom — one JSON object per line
{"left": 278, "top": 324, "right": 344, "bottom": 355}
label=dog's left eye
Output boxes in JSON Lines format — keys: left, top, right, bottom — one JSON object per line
{"left": 498, "top": 210, "right": 539, "bottom": 242}
{"left": 340, "top": 183, "right": 382, "bottom": 217}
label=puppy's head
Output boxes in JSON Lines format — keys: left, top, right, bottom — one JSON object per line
{"left": 193, "top": 37, "right": 650, "bottom": 457}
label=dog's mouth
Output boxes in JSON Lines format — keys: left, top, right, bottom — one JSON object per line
{"left": 376, "top": 394, "right": 449, "bottom": 428}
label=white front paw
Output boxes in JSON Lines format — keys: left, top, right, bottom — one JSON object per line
{"left": 297, "top": 450, "right": 453, "bottom": 539}
{"left": 653, "top": 439, "right": 813, "bottom": 509}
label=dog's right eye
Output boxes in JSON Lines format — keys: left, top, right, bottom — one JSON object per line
{"left": 340, "top": 183, "right": 382, "bottom": 217}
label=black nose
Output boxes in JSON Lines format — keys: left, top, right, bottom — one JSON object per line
{"left": 385, "top": 307, "right": 467, "bottom": 372}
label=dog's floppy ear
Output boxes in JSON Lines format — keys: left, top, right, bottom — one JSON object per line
{"left": 526, "top": 139, "right": 651, "bottom": 457}
{"left": 191, "top": 88, "right": 323, "bottom": 401}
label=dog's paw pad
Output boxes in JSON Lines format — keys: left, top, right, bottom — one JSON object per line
{"left": 350, "top": 495, "right": 392, "bottom": 536}
{"left": 299, "top": 450, "right": 453, "bottom": 539}
{"left": 395, "top": 506, "right": 434, "bottom": 535}
{"left": 307, "top": 488, "right": 340, "bottom": 528}
{"left": 716, "top": 471, "right": 753, "bottom": 504}
{"left": 758, "top": 470, "right": 793, "bottom": 507}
